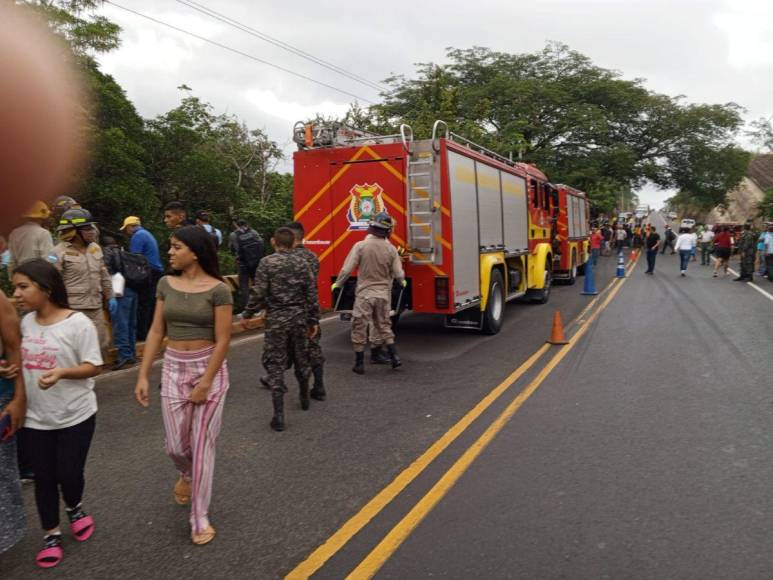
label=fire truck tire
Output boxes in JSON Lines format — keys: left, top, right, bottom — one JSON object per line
{"left": 531, "top": 268, "right": 552, "bottom": 304}
{"left": 482, "top": 270, "right": 505, "bottom": 335}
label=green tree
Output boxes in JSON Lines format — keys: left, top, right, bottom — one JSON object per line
{"left": 748, "top": 117, "right": 773, "bottom": 152}
{"left": 145, "top": 92, "right": 289, "bottom": 244}
{"left": 76, "top": 60, "right": 156, "bottom": 234}
{"left": 354, "top": 43, "right": 746, "bottom": 211}
{"left": 22, "top": 1, "right": 120, "bottom": 55}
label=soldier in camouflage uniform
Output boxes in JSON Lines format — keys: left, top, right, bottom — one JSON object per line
{"left": 287, "top": 222, "right": 326, "bottom": 400}
{"left": 241, "top": 227, "right": 319, "bottom": 432}
{"left": 333, "top": 212, "right": 405, "bottom": 374}
{"left": 258, "top": 222, "right": 327, "bottom": 399}
{"left": 734, "top": 222, "right": 756, "bottom": 282}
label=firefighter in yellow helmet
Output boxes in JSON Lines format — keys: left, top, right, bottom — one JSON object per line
{"left": 8, "top": 200, "right": 54, "bottom": 274}
{"left": 50, "top": 208, "right": 115, "bottom": 351}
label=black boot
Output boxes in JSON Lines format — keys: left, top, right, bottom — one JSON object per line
{"left": 270, "top": 392, "right": 285, "bottom": 432}
{"left": 310, "top": 365, "right": 326, "bottom": 401}
{"left": 387, "top": 344, "right": 402, "bottom": 369}
{"left": 352, "top": 352, "right": 365, "bottom": 374}
{"left": 370, "top": 346, "right": 390, "bottom": 364}
{"left": 299, "top": 378, "right": 310, "bottom": 411}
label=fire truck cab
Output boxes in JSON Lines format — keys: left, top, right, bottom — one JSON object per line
{"left": 292, "top": 120, "right": 575, "bottom": 334}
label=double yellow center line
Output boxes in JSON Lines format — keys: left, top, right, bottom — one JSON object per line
{"left": 287, "top": 257, "right": 637, "bottom": 579}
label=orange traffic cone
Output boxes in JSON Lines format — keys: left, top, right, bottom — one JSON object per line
{"left": 546, "top": 310, "right": 569, "bottom": 345}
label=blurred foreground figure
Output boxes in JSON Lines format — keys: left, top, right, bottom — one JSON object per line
{"left": 0, "top": 3, "right": 85, "bottom": 233}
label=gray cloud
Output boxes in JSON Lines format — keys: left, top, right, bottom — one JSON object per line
{"left": 97, "top": 0, "right": 773, "bottom": 207}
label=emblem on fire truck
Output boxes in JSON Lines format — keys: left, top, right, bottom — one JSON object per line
{"left": 346, "top": 182, "right": 387, "bottom": 230}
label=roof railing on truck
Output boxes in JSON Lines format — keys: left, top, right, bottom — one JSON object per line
{"left": 295, "top": 118, "right": 529, "bottom": 171}
{"left": 292, "top": 120, "right": 403, "bottom": 149}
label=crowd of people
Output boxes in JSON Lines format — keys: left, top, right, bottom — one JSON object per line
{"left": 0, "top": 199, "right": 405, "bottom": 567}
{"left": 588, "top": 216, "right": 773, "bottom": 281}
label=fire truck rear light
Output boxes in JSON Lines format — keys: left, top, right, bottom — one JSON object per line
{"left": 435, "top": 277, "right": 449, "bottom": 309}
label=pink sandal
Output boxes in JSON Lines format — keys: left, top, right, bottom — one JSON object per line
{"left": 67, "top": 506, "right": 95, "bottom": 542}
{"left": 36, "top": 535, "right": 63, "bottom": 568}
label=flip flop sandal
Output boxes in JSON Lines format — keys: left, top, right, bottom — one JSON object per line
{"left": 174, "top": 477, "right": 191, "bottom": 505}
{"left": 36, "top": 536, "right": 63, "bottom": 568}
{"left": 70, "top": 514, "right": 95, "bottom": 542}
{"left": 191, "top": 525, "right": 216, "bottom": 546}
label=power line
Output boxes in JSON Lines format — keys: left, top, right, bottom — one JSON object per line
{"left": 104, "top": 0, "right": 376, "bottom": 104}
{"left": 173, "top": 0, "right": 387, "bottom": 93}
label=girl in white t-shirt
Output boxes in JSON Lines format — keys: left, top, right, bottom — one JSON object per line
{"left": 12, "top": 259, "right": 102, "bottom": 569}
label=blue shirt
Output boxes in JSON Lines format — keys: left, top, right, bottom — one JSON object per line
{"left": 129, "top": 227, "right": 163, "bottom": 272}
{"left": 764, "top": 232, "right": 773, "bottom": 255}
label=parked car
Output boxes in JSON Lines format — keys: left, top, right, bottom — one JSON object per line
{"left": 680, "top": 218, "right": 696, "bottom": 230}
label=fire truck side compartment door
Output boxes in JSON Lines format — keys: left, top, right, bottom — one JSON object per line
{"left": 566, "top": 194, "right": 577, "bottom": 238}
{"left": 476, "top": 162, "right": 503, "bottom": 250}
{"left": 501, "top": 172, "right": 528, "bottom": 252}
{"left": 447, "top": 151, "right": 480, "bottom": 307}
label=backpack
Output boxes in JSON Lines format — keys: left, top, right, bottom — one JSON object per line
{"left": 201, "top": 223, "right": 221, "bottom": 248}
{"left": 235, "top": 228, "right": 263, "bottom": 269}
{"left": 120, "top": 249, "right": 151, "bottom": 290}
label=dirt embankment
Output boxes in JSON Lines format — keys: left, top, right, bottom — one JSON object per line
{"left": 702, "top": 154, "right": 772, "bottom": 225}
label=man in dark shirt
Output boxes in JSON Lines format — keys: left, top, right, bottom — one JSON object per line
{"left": 163, "top": 201, "right": 196, "bottom": 230}
{"left": 644, "top": 226, "right": 661, "bottom": 274}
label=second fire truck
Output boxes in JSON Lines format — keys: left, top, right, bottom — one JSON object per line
{"left": 292, "top": 120, "right": 590, "bottom": 334}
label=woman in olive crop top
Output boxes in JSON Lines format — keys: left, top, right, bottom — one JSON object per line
{"left": 134, "top": 226, "right": 233, "bottom": 546}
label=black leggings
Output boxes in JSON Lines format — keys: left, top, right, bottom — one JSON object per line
{"left": 19, "top": 414, "right": 96, "bottom": 530}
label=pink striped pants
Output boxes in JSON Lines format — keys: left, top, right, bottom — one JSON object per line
{"left": 160, "top": 347, "right": 228, "bottom": 534}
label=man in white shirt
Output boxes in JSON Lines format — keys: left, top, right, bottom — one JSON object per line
{"left": 674, "top": 228, "right": 698, "bottom": 276}
{"left": 699, "top": 225, "right": 715, "bottom": 266}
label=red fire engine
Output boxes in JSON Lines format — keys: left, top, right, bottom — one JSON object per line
{"left": 292, "top": 120, "right": 590, "bottom": 334}
{"left": 551, "top": 184, "right": 590, "bottom": 284}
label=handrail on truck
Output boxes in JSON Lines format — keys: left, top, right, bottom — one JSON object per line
{"left": 431, "top": 120, "right": 449, "bottom": 152}
{"left": 431, "top": 118, "right": 519, "bottom": 168}
{"left": 400, "top": 124, "right": 414, "bottom": 154}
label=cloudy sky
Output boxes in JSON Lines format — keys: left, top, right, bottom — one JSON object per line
{"left": 96, "top": 0, "right": 773, "bottom": 208}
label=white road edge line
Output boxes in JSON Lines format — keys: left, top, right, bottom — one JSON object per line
{"left": 746, "top": 280, "right": 773, "bottom": 302}
{"left": 709, "top": 257, "right": 773, "bottom": 303}
{"left": 97, "top": 313, "right": 342, "bottom": 382}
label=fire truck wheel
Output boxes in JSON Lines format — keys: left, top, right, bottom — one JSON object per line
{"left": 532, "top": 268, "right": 552, "bottom": 304}
{"left": 482, "top": 270, "right": 505, "bottom": 335}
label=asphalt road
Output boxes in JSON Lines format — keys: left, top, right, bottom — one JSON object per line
{"left": 2, "top": 245, "right": 620, "bottom": 578}
{"left": 366, "top": 214, "right": 773, "bottom": 579}
{"left": 5, "top": 215, "right": 770, "bottom": 579}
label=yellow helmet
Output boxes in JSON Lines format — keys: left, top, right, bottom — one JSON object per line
{"left": 22, "top": 200, "right": 52, "bottom": 220}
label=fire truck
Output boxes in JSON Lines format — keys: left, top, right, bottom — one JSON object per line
{"left": 550, "top": 184, "right": 590, "bottom": 284}
{"left": 292, "top": 120, "right": 589, "bottom": 334}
